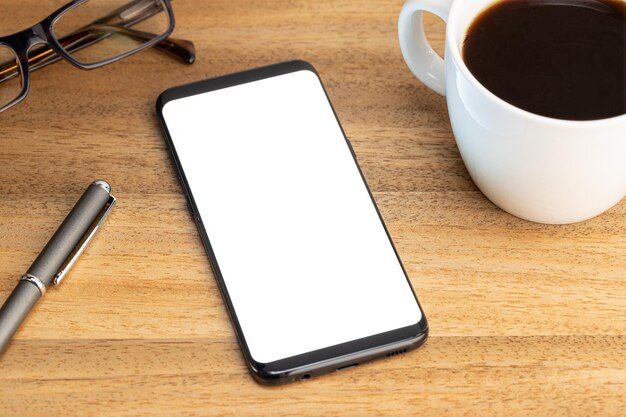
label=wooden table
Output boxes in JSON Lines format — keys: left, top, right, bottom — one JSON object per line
{"left": 1, "top": 0, "right": 624, "bottom": 415}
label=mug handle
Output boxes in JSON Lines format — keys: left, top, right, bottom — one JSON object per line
{"left": 398, "top": 0, "right": 454, "bottom": 96}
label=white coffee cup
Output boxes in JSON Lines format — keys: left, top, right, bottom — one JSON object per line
{"left": 398, "top": 0, "right": 626, "bottom": 224}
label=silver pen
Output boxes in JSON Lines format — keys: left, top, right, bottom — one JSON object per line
{"left": 0, "top": 180, "right": 116, "bottom": 353}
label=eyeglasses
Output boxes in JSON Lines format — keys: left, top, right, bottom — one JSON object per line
{"left": 0, "top": 0, "right": 195, "bottom": 113}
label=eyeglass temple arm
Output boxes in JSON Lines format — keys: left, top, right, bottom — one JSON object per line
{"left": 0, "top": 28, "right": 194, "bottom": 84}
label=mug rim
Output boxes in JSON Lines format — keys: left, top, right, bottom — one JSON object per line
{"left": 446, "top": 0, "right": 626, "bottom": 128}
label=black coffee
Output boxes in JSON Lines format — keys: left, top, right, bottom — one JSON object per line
{"left": 463, "top": 0, "right": 626, "bottom": 121}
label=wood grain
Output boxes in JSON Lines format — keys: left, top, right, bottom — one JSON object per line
{"left": 0, "top": 0, "right": 624, "bottom": 415}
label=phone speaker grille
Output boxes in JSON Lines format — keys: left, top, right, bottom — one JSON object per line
{"left": 386, "top": 348, "right": 407, "bottom": 357}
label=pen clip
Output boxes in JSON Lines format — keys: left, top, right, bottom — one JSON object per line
{"left": 53, "top": 195, "right": 117, "bottom": 286}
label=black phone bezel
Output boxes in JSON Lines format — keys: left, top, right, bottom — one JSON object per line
{"left": 156, "top": 60, "right": 428, "bottom": 385}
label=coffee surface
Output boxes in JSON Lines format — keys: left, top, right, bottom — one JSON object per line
{"left": 463, "top": 0, "right": 626, "bottom": 121}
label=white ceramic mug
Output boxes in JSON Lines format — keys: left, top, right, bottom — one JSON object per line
{"left": 398, "top": 0, "right": 626, "bottom": 224}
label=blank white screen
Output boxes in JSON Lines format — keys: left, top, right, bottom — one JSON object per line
{"left": 162, "top": 69, "right": 422, "bottom": 364}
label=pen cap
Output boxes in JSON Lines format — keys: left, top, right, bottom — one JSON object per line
{"left": 27, "top": 182, "right": 112, "bottom": 287}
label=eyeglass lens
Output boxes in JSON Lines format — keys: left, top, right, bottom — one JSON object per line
{"left": 0, "top": 45, "right": 22, "bottom": 109}
{"left": 52, "top": 0, "right": 171, "bottom": 66}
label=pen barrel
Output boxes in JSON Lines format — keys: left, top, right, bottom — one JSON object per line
{"left": 0, "top": 281, "right": 42, "bottom": 352}
{"left": 27, "top": 183, "right": 111, "bottom": 287}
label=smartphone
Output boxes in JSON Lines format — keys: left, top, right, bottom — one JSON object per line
{"left": 156, "top": 60, "right": 428, "bottom": 384}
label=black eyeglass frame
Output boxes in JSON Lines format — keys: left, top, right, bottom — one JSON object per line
{"left": 0, "top": 0, "right": 176, "bottom": 113}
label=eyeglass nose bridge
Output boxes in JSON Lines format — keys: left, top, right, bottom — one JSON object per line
{"left": 4, "top": 22, "right": 46, "bottom": 48}
{"left": 14, "top": 23, "right": 53, "bottom": 51}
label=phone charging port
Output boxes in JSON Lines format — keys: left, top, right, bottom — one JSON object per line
{"left": 336, "top": 363, "right": 359, "bottom": 371}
